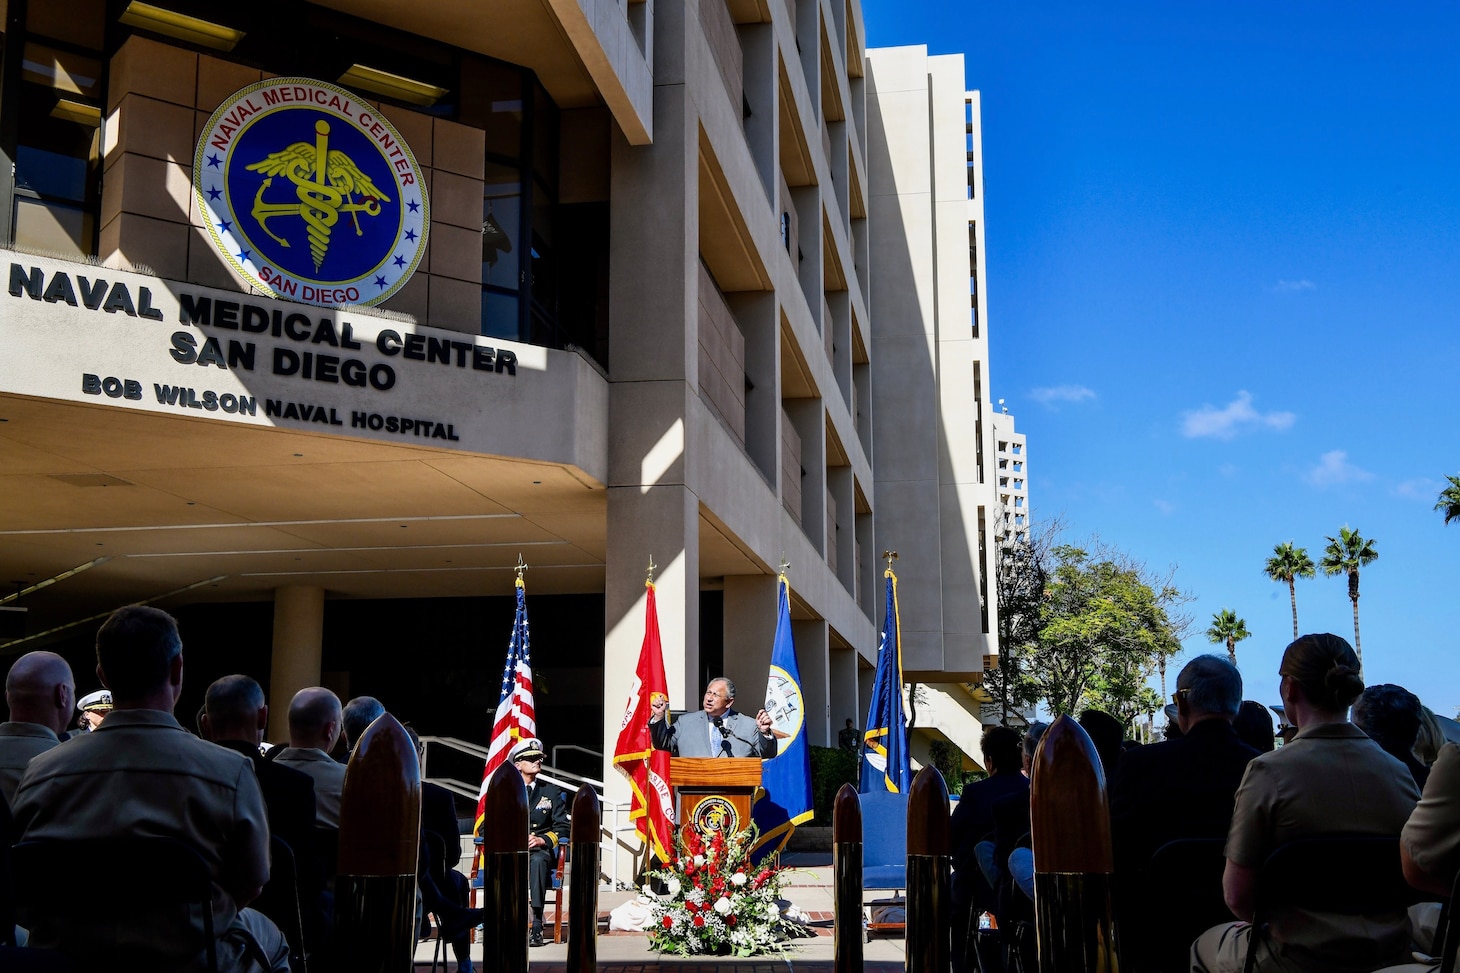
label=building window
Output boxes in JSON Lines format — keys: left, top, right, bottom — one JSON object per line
{"left": 8, "top": 15, "right": 106, "bottom": 257}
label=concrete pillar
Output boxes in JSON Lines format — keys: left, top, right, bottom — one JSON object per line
{"left": 830, "top": 642, "right": 860, "bottom": 735}
{"left": 794, "top": 619, "right": 830, "bottom": 746}
{"left": 722, "top": 575, "right": 778, "bottom": 709}
{"left": 267, "top": 585, "right": 324, "bottom": 741}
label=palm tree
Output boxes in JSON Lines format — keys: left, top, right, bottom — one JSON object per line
{"left": 1437, "top": 475, "right": 1460, "bottom": 525}
{"left": 1205, "top": 609, "right": 1251, "bottom": 668}
{"left": 1264, "top": 542, "right": 1316, "bottom": 640}
{"left": 1320, "top": 526, "right": 1378, "bottom": 666}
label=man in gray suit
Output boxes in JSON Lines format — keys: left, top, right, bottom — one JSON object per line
{"left": 649, "top": 676, "right": 777, "bottom": 758}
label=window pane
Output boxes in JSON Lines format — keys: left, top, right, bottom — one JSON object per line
{"left": 14, "top": 197, "right": 91, "bottom": 256}
{"left": 16, "top": 145, "right": 89, "bottom": 202}
{"left": 22, "top": 43, "right": 103, "bottom": 97}
{"left": 481, "top": 162, "right": 521, "bottom": 291}
{"left": 482, "top": 289, "right": 520, "bottom": 341}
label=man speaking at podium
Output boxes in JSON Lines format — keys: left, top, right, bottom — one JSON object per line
{"left": 649, "top": 677, "right": 777, "bottom": 758}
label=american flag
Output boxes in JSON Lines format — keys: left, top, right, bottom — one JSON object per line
{"left": 475, "top": 575, "right": 535, "bottom": 835}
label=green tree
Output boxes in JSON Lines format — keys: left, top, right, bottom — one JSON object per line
{"left": 1205, "top": 609, "right": 1252, "bottom": 668}
{"left": 984, "top": 526, "right": 1052, "bottom": 726}
{"left": 1437, "top": 475, "right": 1460, "bottom": 526}
{"left": 1026, "top": 542, "right": 1190, "bottom": 723}
{"left": 1264, "top": 541, "right": 1315, "bottom": 641}
{"left": 1320, "top": 526, "right": 1378, "bottom": 666}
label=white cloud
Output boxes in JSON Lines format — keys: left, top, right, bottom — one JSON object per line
{"left": 1394, "top": 477, "right": 1441, "bottom": 501}
{"left": 1305, "top": 450, "right": 1374, "bottom": 488}
{"left": 1273, "top": 279, "right": 1316, "bottom": 292}
{"left": 1153, "top": 499, "right": 1175, "bottom": 516}
{"left": 1180, "top": 391, "right": 1296, "bottom": 440}
{"left": 1029, "top": 384, "right": 1097, "bottom": 407}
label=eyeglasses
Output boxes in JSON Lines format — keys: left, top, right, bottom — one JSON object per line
{"left": 705, "top": 691, "right": 729, "bottom": 700}
{"left": 1171, "top": 688, "right": 1191, "bottom": 706}
{"left": 516, "top": 756, "right": 543, "bottom": 764}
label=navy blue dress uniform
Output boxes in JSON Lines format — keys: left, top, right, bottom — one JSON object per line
{"left": 511, "top": 738, "right": 569, "bottom": 946}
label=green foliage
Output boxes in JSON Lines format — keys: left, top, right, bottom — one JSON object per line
{"left": 1264, "top": 541, "right": 1315, "bottom": 640}
{"left": 808, "top": 745, "right": 858, "bottom": 826}
{"left": 1436, "top": 475, "right": 1460, "bottom": 525}
{"left": 1027, "top": 543, "right": 1190, "bottom": 722}
{"left": 1205, "top": 608, "right": 1252, "bottom": 665}
{"left": 983, "top": 533, "right": 1051, "bottom": 725}
{"left": 927, "top": 738, "right": 977, "bottom": 795}
{"left": 1321, "top": 525, "right": 1378, "bottom": 661}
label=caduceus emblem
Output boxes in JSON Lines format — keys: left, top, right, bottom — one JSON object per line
{"left": 245, "top": 120, "right": 391, "bottom": 272}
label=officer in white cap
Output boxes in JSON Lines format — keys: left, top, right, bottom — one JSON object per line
{"left": 76, "top": 689, "right": 113, "bottom": 733}
{"left": 510, "top": 737, "right": 568, "bottom": 946}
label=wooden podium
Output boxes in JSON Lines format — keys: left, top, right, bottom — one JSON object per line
{"left": 671, "top": 757, "right": 762, "bottom": 839}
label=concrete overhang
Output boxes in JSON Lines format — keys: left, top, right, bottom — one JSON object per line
{"left": 319, "top": 0, "right": 654, "bottom": 144}
{"left": 0, "top": 252, "right": 610, "bottom": 650}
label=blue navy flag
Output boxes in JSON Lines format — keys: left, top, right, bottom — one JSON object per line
{"left": 860, "top": 568, "right": 911, "bottom": 793}
{"left": 751, "top": 575, "right": 815, "bottom": 860}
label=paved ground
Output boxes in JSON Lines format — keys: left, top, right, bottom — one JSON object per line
{"left": 412, "top": 852, "right": 911, "bottom": 970}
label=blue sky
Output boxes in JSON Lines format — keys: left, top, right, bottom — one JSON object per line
{"left": 863, "top": 3, "right": 1460, "bottom": 718}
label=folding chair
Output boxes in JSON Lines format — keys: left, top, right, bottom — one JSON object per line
{"left": 1243, "top": 835, "right": 1413, "bottom": 973}
{"left": 1132, "top": 837, "right": 1229, "bottom": 973}
{"left": 549, "top": 836, "right": 569, "bottom": 943}
{"left": 861, "top": 790, "right": 909, "bottom": 937}
{"left": 254, "top": 835, "right": 307, "bottom": 973}
{"left": 12, "top": 836, "right": 220, "bottom": 972}
{"left": 1439, "top": 866, "right": 1460, "bottom": 973}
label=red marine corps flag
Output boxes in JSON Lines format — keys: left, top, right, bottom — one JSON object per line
{"left": 611, "top": 575, "right": 674, "bottom": 863}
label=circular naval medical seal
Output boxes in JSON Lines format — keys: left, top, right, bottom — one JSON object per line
{"left": 194, "top": 78, "right": 429, "bottom": 307}
{"left": 763, "top": 664, "right": 804, "bottom": 756}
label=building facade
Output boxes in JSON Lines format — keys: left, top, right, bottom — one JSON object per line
{"left": 992, "top": 408, "right": 1028, "bottom": 549}
{"left": 0, "top": 0, "right": 1002, "bottom": 805}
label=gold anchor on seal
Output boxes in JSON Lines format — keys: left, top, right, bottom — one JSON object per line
{"left": 245, "top": 120, "right": 392, "bottom": 272}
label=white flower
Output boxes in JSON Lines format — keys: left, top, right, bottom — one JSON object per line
{"left": 713, "top": 896, "right": 732, "bottom": 915}
{"left": 766, "top": 901, "right": 780, "bottom": 918}
{"left": 693, "top": 855, "right": 705, "bottom": 866}
{"left": 730, "top": 872, "right": 747, "bottom": 886}
{"left": 666, "top": 878, "right": 682, "bottom": 895}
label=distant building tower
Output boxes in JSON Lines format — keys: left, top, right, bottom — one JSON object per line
{"left": 991, "top": 407, "right": 1028, "bottom": 549}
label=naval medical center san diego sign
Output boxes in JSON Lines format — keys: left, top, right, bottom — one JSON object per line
{"left": 0, "top": 79, "right": 576, "bottom": 455}
{"left": 196, "top": 78, "right": 429, "bottom": 307}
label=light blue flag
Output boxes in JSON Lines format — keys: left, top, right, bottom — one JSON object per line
{"left": 860, "top": 567, "right": 911, "bottom": 793}
{"left": 751, "top": 575, "right": 815, "bottom": 860}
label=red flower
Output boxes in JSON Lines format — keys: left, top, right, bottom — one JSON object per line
{"left": 685, "top": 900, "right": 697, "bottom": 913}
{"left": 662, "top": 916, "right": 673, "bottom": 929}
{"left": 727, "top": 915, "right": 737, "bottom": 926}
{"left": 693, "top": 914, "right": 705, "bottom": 928}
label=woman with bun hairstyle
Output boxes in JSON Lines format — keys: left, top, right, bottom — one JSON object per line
{"left": 1192, "top": 633, "right": 1422, "bottom": 973}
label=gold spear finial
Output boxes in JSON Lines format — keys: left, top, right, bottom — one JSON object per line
{"left": 883, "top": 550, "right": 899, "bottom": 573}
{"left": 646, "top": 556, "right": 657, "bottom": 585}
{"left": 514, "top": 555, "right": 529, "bottom": 581}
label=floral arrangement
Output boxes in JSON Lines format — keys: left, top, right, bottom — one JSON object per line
{"left": 644, "top": 823, "right": 793, "bottom": 956}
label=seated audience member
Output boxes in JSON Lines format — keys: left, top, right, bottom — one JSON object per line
{"left": 75, "top": 688, "right": 112, "bottom": 732}
{"left": 341, "top": 695, "right": 386, "bottom": 753}
{"left": 1233, "top": 700, "right": 1276, "bottom": 754}
{"left": 403, "top": 724, "right": 481, "bottom": 973}
{"left": 1078, "top": 708, "right": 1125, "bottom": 777}
{"left": 202, "top": 674, "right": 329, "bottom": 948}
{"left": 1353, "top": 684, "right": 1430, "bottom": 789}
{"left": 981, "top": 722, "right": 1047, "bottom": 912}
{"left": 1163, "top": 703, "right": 1185, "bottom": 741}
{"left": 274, "top": 687, "right": 347, "bottom": 827}
{"left": 1110, "top": 656, "right": 1258, "bottom": 970}
{"left": 11, "top": 606, "right": 289, "bottom": 971}
{"left": 0, "top": 651, "right": 74, "bottom": 804}
{"left": 1192, "top": 633, "right": 1421, "bottom": 973}
{"left": 950, "top": 725, "right": 1028, "bottom": 971}
{"left": 1414, "top": 707, "right": 1460, "bottom": 767}
{"left": 1111, "top": 655, "right": 1258, "bottom": 873}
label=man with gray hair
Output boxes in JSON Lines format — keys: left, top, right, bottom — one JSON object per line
{"left": 648, "top": 676, "right": 777, "bottom": 757}
{"left": 341, "top": 695, "right": 386, "bottom": 753}
{"left": 1108, "top": 654, "right": 1259, "bottom": 968}
{"left": 0, "top": 651, "right": 74, "bottom": 804}
{"left": 274, "top": 687, "right": 347, "bottom": 827}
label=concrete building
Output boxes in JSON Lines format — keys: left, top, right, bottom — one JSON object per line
{"left": 992, "top": 407, "right": 1029, "bottom": 549}
{"left": 0, "top": 0, "right": 1003, "bottom": 818}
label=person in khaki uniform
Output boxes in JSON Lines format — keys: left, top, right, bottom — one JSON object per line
{"left": 273, "top": 687, "right": 347, "bottom": 828}
{"left": 0, "top": 651, "right": 74, "bottom": 805}
{"left": 1191, "top": 633, "right": 1421, "bottom": 973}
{"left": 11, "top": 606, "right": 289, "bottom": 972}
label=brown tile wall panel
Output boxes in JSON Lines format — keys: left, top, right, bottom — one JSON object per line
{"left": 380, "top": 270, "right": 428, "bottom": 320}
{"left": 427, "top": 275, "right": 480, "bottom": 333}
{"left": 108, "top": 35, "right": 197, "bottom": 111}
{"left": 431, "top": 170, "right": 485, "bottom": 231}
{"left": 196, "top": 56, "right": 262, "bottom": 113}
{"left": 427, "top": 223, "right": 482, "bottom": 284}
{"left": 433, "top": 118, "right": 485, "bottom": 180}
{"left": 100, "top": 212, "right": 189, "bottom": 279}
{"left": 105, "top": 94, "right": 196, "bottom": 171}
{"left": 101, "top": 153, "right": 192, "bottom": 228}
{"left": 376, "top": 103, "right": 433, "bottom": 167}
{"left": 187, "top": 224, "right": 253, "bottom": 292}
